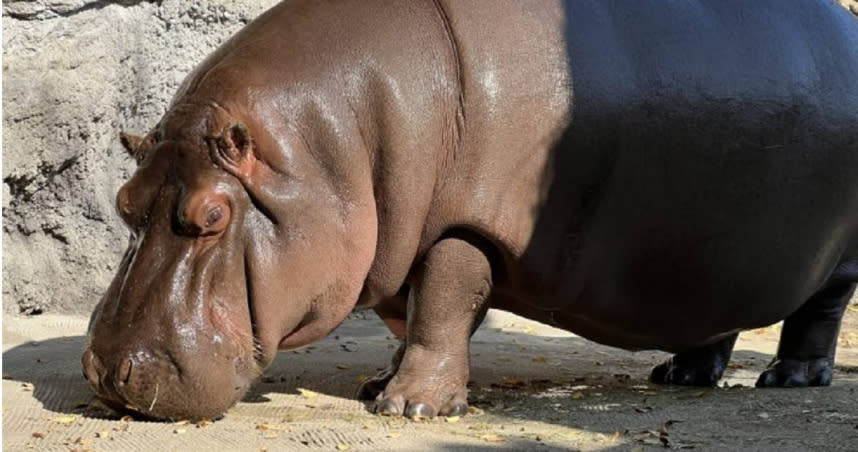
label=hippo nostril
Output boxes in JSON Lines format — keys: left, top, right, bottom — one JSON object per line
{"left": 81, "top": 348, "right": 104, "bottom": 389}
{"left": 117, "top": 358, "right": 133, "bottom": 386}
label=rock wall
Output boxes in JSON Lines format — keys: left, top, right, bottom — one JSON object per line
{"left": 3, "top": 1, "right": 857, "bottom": 315}
{"left": 3, "top": 0, "right": 277, "bottom": 314}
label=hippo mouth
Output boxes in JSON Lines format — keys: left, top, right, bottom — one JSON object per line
{"left": 82, "top": 255, "right": 264, "bottom": 421}
{"left": 82, "top": 338, "right": 258, "bottom": 422}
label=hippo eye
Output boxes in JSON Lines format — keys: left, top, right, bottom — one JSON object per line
{"left": 205, "top": 206, "right": 223, "bottom": 228}
{"left": 182, "top": 191, "right": 230, "bottom": 237}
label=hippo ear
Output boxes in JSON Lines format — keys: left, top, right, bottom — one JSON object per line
{"left": 119, "top": 132, "right": 153, "bottom": 163}
{"left": 212, "top": 123, "right": 256, "bottom": 178}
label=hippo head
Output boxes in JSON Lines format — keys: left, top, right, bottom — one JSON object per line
{"left": 83, "top": 109, "right": 377, "bottom": 421}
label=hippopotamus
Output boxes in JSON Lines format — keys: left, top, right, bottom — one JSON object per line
{"left": 82, "top": 0, "right": 858, "bottom": 421}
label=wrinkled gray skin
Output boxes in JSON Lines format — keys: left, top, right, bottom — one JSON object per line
{"left": 84, "top": 0, "right": 858, "bottom": 421}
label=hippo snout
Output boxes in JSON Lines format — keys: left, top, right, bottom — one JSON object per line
{"left": 81, "top": 346, "right": 247, "bottom": 421}
{"left": 82, "top": 348, "right": 169, "bottom": 410}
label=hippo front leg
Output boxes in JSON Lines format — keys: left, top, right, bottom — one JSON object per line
{"left": 367, "top": 234, "right": 492, "bottom": 419}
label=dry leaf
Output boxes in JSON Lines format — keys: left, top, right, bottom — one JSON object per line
{"left": 662, "top": 419, "right": 683, "bottom": 429}
{"left": 531, "top": 356, "right": 547, "bottom": 363}
{"left": 679, "top": 390, "right": 710, "bottom": 399}
{"left": 31, "top": 432, "right": 45, "bottom": 439}
{"left": 54, "top": 415, "right": 77, "bottom": 424}
{"left": 174, "top": 428, "right": 187, "bottom": 434}
{"left": 174, "top": 420, "right": 190, "bottom": 426}
{"left": 605, "top": 431, "right": 621, "bottom": 443}
{"left": 336, "top": 444, "right": 351, "bottom": 451}
{"left": 297, "top": 388, "right": 320, "bottom": 398}
{"left": 631, "top": 420, "right": 687, "bottom": 448}
{"left": 120, "top": 415, "right": 134, "bottom": 422}
{"left": 22, "top": 382, "right": 34, "bottom": 392}
{"left": 634, "top": 430, "right": 663, "bottom": 446}
{"left": 480, "top": 434, "right": 504, "bottom": 443}
{"left": 446, "top": 416, "right": 461, "bottom": 423}
{"left": 196, "top": 420, "right": 213, "bottom": 428}
{"left": 62, "top": 436, "right": 83, "bottom": 445}
{"left": 256, "top": 424, "right": 281, "bottom": 431}
{"left": 467, "top": 407, "right": 483, "bottom": 415}
{"left": 95, "top": 431, "right": 110, "bottom": 438}
{"left": 336, "top": 364, "right": 350, "bottom": 370}
{"left": 502, "top": 377, "right": 526, "bottom": 388}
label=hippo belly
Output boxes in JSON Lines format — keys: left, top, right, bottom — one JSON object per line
{"left": 516, "top": 102, "right": 858, "bottom": 351}
{"left": 526, "top": 207, "right": 848, "bottom": 352}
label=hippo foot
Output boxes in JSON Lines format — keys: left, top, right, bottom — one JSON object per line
{"left": 650, "top": 334, "right": 737, "bottom": 387}
{"left": 371, "top": 346, "right": 469, "bottom": 419}
{"left": 755, "top": 357, "right": 833, "bottom": 388}
{"left": 650, "top": 358, "right": 726, "bottom": 386}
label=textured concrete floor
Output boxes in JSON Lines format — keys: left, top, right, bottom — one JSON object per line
{"left": 3, "top": 307, "right": 858, "bottom": 451}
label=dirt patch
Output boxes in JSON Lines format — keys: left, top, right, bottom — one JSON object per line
{"left": 4, "top": 308, "right": 857, "bottom": 451}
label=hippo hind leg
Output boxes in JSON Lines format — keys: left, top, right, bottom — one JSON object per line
{"left": 756, "top": 281, "right": 856, "bottom": 388}
{"left": 650, "top": 333, "right": 738, "bottom": 387}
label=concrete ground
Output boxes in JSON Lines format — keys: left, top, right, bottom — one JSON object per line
{"left": 3, "top": 307, "right": 858, "bottom": 451}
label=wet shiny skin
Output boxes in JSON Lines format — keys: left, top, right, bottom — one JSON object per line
{"left": 86, "top": 0, "right": 858, "bottom": 420}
